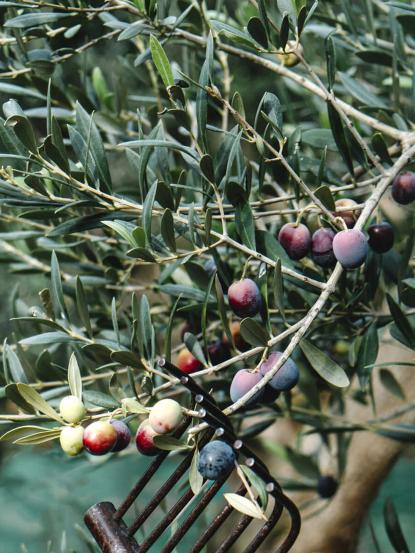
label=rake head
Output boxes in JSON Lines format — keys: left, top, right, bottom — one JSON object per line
{"left": 84, "top": 359, "right": 301, "bottom": 553}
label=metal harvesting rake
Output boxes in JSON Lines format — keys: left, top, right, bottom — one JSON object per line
{"left": 84, "top": 359, "right": 301, "bottom": 553}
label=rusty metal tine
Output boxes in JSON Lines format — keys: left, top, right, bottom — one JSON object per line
{"left": 160, "top": 476, "right": 228, "bottom": 553}
{"left": 235, "top": 444, "right": 274, "bottom": 485}
{"left": 138, "top": 488, "right": 194, "bottom": 552}
{"left": 126, "top": 454, "right": 193, "bottom": 536}
{"left": 127, "top": 427, "right": 215, "bottom": 537}
{"left": 216, "top": 513, "right": 254, "bottom": 553}
{"left": 242, "top": 498, "right": 283, "bottom": 553}
{"left": 270, "top": 489, "right": 301, "bottom": 553}
{"left": 199, "top": 408, "right": 237, "bottom": 441}
{"left": 84, "top": 502, "right": 140, "bottom": 553}
{"left": 114, "top": 452, "right": 168, "bottom": 521}
{"left": 114, "top": 416, "right": 191, "bottom": 520}
{"left": 187, "top": 485, "right": 246, "bottom": 553}
{"left": 86, "top": 361, "right": 302, "bottom": 553}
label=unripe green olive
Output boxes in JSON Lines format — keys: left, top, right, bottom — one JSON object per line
{"left": 59, "top": 395, "right": 86, "bottom": 423}
{"left": 276, "top": 41, "right": 303, "bottom": 67}
{"left": 60, "top": 426, "right": 84, "bottom": 456}
{"left": 149, "top": 399, "right": 183, "bottom": 434}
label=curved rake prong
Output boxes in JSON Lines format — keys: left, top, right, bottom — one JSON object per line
{"left": 85, "top": 359, "right": 301, "bottom": 553}
{"left": 187, "top": 485, "right": 246, "bottom": 553}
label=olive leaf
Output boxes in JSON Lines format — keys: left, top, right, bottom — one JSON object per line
{"left": 68, "top": 353, "right": 82, "bottom": 400}
{"left": 121, "top": 397, "right": 149, "bottom": 415}
{"left": 16, "top": 384, "right": 63, "bottom": 422}
{"left": 223, "top": 493, "right": 266, "bottom": 520}
{"left": 189, "top": 448, "right": 203, "bottom": 494}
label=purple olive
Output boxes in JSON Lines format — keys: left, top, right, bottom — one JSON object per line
{"left": 110, "top": 420, "right": 131, "bottom": 452}
{"left": 332, "top": 229, "right": 368, "bottom": 269}
{"left": 278, "top": 223, "right": 311, "bottom": 260}
{"left": 259, "top": 351, "right": 299, "bottom": 391}
{"left": 230, "top": 369, "right": 264, "bottom": 405}
{"left": 208, "top": 340, "right": 231, "bottom": 365}
{"left": 311, "top": 228, "right": 336, "bottom": 268}
{"left": 317, "top": 475, "right": 338, "bottom": 499}
{"left": 228, "top": 279, "right": 262, "bottom": 318}
{"left": 368, "top": 222, "right": 394, "bottom": 254}
{"left": 392, "top": 171, "right": 415, "bottom": 205}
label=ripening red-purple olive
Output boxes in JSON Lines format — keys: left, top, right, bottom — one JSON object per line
{"left": 278, "top": 223, "right": 311, "bottom": 260}
{"left": 332, "top": 229, "right": 368, "bottom": 269}
{"left": 110, "top": 420, "right": 131, "bottom": 452}
{"left": 368, "top": 222, "right": 394, "bottom": 254}
{"left": 177, "top": 348, "right": 203, "bottom": 374}
{"left": 208, "top": 340, "right": 231, "bottom": 365}
{"left": 228, "top": 279, "right": 262, "bottom": 318}
{"left": 230, "top": 369, "right": 264, "bottom": 405}
{"left": 135, "top": 419, "right": 161, "bottom": 456}
{"left": 311, "top": 228, "right": 336, "bottom": 268}
{"left": 83, "top": 420, "right": 117, "bottom": 456}
{"left": 334, "top": 199, "right": 359, "bottom": 228}
{"left": 392, "top": 171, "right": 415, "bottom": 205}
{"left": 259, "top": 352, "right": 299, "bottom": 391}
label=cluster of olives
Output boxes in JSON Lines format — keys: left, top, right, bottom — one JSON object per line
{"left": 279, "top": 172, "right": 415, "bottom": 269}
{"left": 230, "top": 352, "right": 299, "bottom": 406}
{"left": 59, "top": 394, "right": 131, "bottom": 457}
{"left": 59, "top": 395, "right": 184, "bottom": 458}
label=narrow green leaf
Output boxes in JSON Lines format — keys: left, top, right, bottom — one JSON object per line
{"left": 325, "top": 33, "right": 337, "bottom": 89}
{"left": 223, "top": 493, "right": 264, "bottom": 519}
{"left": 16, "top": 384, "right": 62, "bottom": 421}
{"left": 240, "top": 318, "right": 269, "bottom": 347}
{"left": 1, "top": 425, "right": 49, "bottom": 442}
{"left": 357, "top": 323, "right": 379, "bottom": 389}
{"left": 121, "top": 397, "right": 149, "bottom": 415}
{"left": 327, "top": 103, "right": 354, "bottom": 175}
{"left": 247, "top": 17, "right": 268, "bottom": 49}
{"left": 314, "top": 185, "right": 335, "bottom": 211}
{"left": 76, "top": 277, "right": 92, "bottom": 337}
{"left": 300, "top": 339, "right": 350, "bottom": 388}
{"left": 14, "top": 429, "right": 61, "bottom": 445}
{"left": 279, "top": 14, "right": 290, "bottom": 50}
{"left": 273, "top": 259, "right": 285, "bottom": 321}
{"left": 235, "top": 203, "right": 256, "bottom": 251}
{"left": 383, "top": 498, "right": 410, "bottom": 553}
{"left": 184, "top": 332, "right": 207, "bottom": 365}
{"left": 143, "top": 180, "right": 159, "bottom": 246}
{"left": 161, "top": 208, "right": 176, "bottom": 252}
{"left": 150, "top": 35, "right": 174, "bottom": 88}
{"left": 83, "top": 390, "right": 119, "bottom": 409}
{"left": 153, "top": 435, "right": 191, "bottom": 451}
{"left": 68, "top": 353, "right": 82, "bottom": 399}
{"left": 50, "top": 251, "right": 67, "bottom": 319}
{"left": 241, "top": 465, "right": 269, "bottom": 509}
{"left": 189, "top": 448, "right": 203, "bottom": 494}
{"left": 215, "top": 275, "right": 233, "bottom": 345}
{"left": 387, "top": 294, "right": 415, "bottom": 349}
{"left": 379, "top": 369, "right": 405, "bottom": 400}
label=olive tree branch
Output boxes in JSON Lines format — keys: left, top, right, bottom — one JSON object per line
{"left": 187, "top": 142, "right": 415, "bottom": 435}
